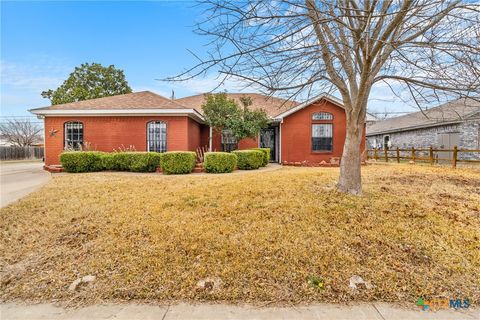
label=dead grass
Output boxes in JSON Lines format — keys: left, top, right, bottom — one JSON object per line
{"left": 1, "top": 164, "right": 479, "bottom": 306}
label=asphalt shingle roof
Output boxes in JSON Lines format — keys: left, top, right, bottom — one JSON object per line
{"left": 30, "top": 91, "right": 299, "bottom": 118}
{"left": 367, "top": 98, "right": 480, "bottom": 136}
{"left": 30, "top": 91, "right": 191, "bottom": 112}
{"left": 175, "top": 93, "right": 299, "bottom": 118}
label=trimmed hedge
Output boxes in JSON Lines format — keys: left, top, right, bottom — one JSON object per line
{"left": 102, "top": 152, "right": 161, "bottom": 172}
{"left": 129, "top": 152, "right": 162, "bottom": 172}
{"left": 204, "top": 152, "right": 237, "bottom": 173}
{"left": 60, "top": 151, "right": 105, "bottom": 173}
{"left": 61, "top": 151, "right": 161, "bottom": 173}
{"left": 232, "top": 150, "right": 264, "bottom": 170}
{"left": 251, "top": 148, "right": 270, "bottom": 166}
{"left": 160, "top": 151, "right": 196, "bottom": 174}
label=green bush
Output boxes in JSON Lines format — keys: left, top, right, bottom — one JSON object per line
{"left": 102, "top": 152, "right": 133, "bottom": 171}
{"left": 61, "top": 151, "right": 161, "bottom": 173}
{"left": 60, "top": 151, "right": 105, "bottom": 173}
{"left": 204, "top": 152, "right": 237, "bottom": 173}
{"left": 160, "top": 151, "right": 196, "bottom": 174}
{"left": 251, "top": 148, "right": 270, "bottom": 166}
{"left": 130, "top": 152, "right": 162, "bottom": 172}
{"left": 232, "top": 150, "right": 264, "bottom": 170}
{"left": 101, "top": 153, "right": 116, "bottom": 170}
{"left": 102, "top": 152, "right": 161, "bottom": 172}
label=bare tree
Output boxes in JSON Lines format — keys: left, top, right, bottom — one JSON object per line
{"left": 170, "top": 0, "right": 480, "bottom": 195}
{"left": 0, "top": 119, "right": 43, "bottom": 146}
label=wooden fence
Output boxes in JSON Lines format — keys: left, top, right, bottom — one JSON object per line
{"left": 0, "top": 146, "right": 44, "bottom": 161}
{"left": 366, "top": 146, "right": 480, "bottom": 168}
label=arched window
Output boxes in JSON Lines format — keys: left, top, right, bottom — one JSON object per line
{"left": 64, "top": 121, "right": 83, "bottom": 150}
{"left": 147, "top": 121, "right": 167, "bottom": 152}
{"left": 312, "top": 112, "right": 333, "bottom": 120}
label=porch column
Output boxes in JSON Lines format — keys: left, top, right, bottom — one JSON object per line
{"left": 209, "top": 126, "right": 213, "bottom": 152}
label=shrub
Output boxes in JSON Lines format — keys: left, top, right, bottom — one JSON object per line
{"left": 251, "top": 148, "right": 270, "bottom": 166}
{"left": 101, "top": 153, "right": 116, "bottom": 170}
{"left": 129, "top": 152, "right": 162, "bottom": 172}
{"left": 61, "top": 151, "right": 161, "bottom": 173}
{"left": 103, "top": 152, "right": 135, "bottom": 171}
{"left": 232, "top": 150, "right": 264, "bottom": 170}
{"left": 160, "top": 151, "right": 196, "bottom": 174}
{"left": 60, "top": 151, "right": 105, "bottom": 173}
{"left": 204, "top": 152, "right": 237, "bottom": 173}
{"left": 102, "top": 152, "right": 161, "bottom": 172}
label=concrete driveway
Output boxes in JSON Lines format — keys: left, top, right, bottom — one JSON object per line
{"left": 0, "top": 161, "right": 51, "bottom": 208}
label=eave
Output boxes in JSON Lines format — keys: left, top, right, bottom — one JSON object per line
{"left": 29, "top": 108, "right": 205, "bottom": 123}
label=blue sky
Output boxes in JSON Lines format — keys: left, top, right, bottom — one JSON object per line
{"left": 1, "top": 0, "right": 415, "bottom": 117}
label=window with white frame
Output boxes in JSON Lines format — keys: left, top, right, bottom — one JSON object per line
{"left": 312, "top": 124, "right": 333, "bottom": 151}
{"left": 64, "top": 121, "right": 84, "bottom": 150}
{"left": 312, "top": 112, "right": 333, "bottom": 120}
{"left": 147, "top": 121, "right": 167, "bottom": 152}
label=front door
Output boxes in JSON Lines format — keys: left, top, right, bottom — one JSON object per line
{"left": 260, "top": 127, "right": 277, "bottom": 162}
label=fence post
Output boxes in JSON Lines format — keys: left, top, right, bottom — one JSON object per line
{"left": 384, "top": 147, "right": 388, "bottom": 162}
{"left": 452, "top": 146, "right": 458, "bottom": 169}
{"left": 411, "top": 147, "right": 416, "bottom": 163}
{"left": 396, "top": 147, "right": 400, "bottom": 163}
{"left": 429, "top": 146, "right": 434, "bottom": 165}
{"left": 374, "top": 148, "right": 378, "bottom": 161}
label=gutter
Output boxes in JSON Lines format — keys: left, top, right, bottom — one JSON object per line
{"left": 29, "top": 108, "right": 205, "bottom": 123}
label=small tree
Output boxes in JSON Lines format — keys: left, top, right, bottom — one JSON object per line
{"left": 41, "top": 62, "right": 132, "bottom": 105}
{"left": 202, "top": 93, "right": 269, "bottom": 150}
{"left": 0, "top": 119, "right": 43, "bottom": 146}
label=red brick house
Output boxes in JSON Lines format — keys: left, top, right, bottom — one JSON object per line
{"left": 30, "top": 91, "right": 365, "bottom": 166}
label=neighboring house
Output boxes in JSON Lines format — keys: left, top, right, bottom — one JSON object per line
{"left": 29, "top": 91, "right": 366, "bottom": 166}
{"left": 366, "top": 98, "right": 480, "bottom": 160}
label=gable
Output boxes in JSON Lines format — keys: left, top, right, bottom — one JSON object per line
{"left": 281, "top": 98, "right": 346, "bottom": 124}
{"left": 274, "top": 93, "right": 344, "bottom": 120}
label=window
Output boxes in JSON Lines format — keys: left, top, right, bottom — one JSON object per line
{"left": 147, "top": 121, "right": 167, "bottom": 152}
{"left": 221, "top": 129, "right": 237, "bottom": 152}
{"left": 64, "top": 122, "right": 83, "bottom": 150}
{"left": 312, "top": 112, "right": 333, "bottom": 120}
{"left": 312, "top": 124, "right": 333, "bottom": 151}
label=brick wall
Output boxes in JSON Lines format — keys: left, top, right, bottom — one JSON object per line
{"left": 280, "top": 99, "right": 365, "bottom": 164}
{"left": 44, "top": 116, "right": 200, "bottom": 165}
{"left": 187, "top": 118, "right": 201, "bottom": 151}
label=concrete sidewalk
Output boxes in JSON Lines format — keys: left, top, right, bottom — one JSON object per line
{"left": 1, "top": 302, "right": 478, "bottom": 320}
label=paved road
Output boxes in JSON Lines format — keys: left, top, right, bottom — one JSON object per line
{"left": 1, "top": 302, "right": 478, "bottom": 320}
{"left": 0, "top": 161, "right": 51, "bottom": 208}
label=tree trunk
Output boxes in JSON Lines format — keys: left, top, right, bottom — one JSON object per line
{"left": 337, "top": 118, "right": 363, "bottom": 195}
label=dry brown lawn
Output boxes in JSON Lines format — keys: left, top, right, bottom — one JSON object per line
{"left": 1, "top": 164, "right": 479, "bottom": 306}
